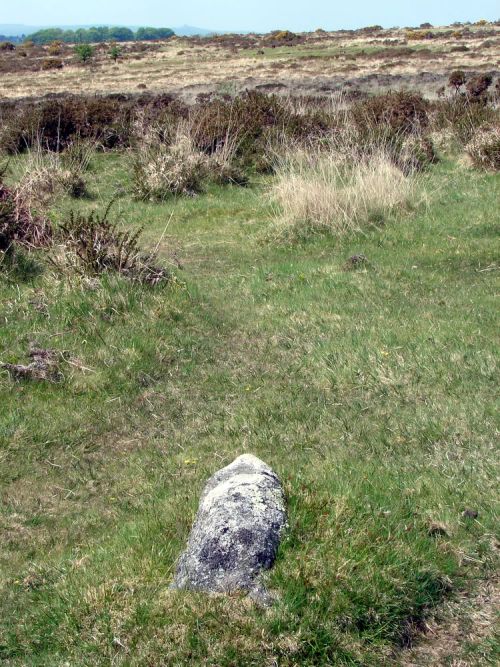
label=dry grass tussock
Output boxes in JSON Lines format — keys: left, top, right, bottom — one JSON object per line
{"left": 132, "top": 116, "right": 245, "bottom": 200}
{"left": 270, "top": 142, "right": 420, "bottom": 241}
{"left": 465, "top": 124, "right": 500, "bottom": 170}
{"left": 133, "top": 122, "right": 208, "bottom": 200}
{"left": 15, "top": 138, "right": 95, "bottom": 206}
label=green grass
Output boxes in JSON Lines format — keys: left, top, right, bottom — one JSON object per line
{"left": 0, "top": 153, "right": 498, "bottom": 665}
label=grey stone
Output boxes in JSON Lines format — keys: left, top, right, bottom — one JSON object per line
{"left": 171, "top": 454, "right": 287, "bottom": 604}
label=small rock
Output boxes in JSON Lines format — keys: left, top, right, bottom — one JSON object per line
{"left": 171, "top": 454, "right": 287, "bottom": 605}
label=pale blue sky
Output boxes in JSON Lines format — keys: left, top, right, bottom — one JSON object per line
{"left": 2, "top": 0, "right": 499, "bottom": 32}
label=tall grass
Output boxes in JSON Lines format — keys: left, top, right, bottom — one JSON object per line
{"left": 270, "top": 143, "right": 418, "bottom": 241}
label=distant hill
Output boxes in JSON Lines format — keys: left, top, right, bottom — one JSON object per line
{"left": 174, "top": 25, "right": 215, "bottom": 36}
{"left": 0, "top": 24, "right": 217, "bottom": 39}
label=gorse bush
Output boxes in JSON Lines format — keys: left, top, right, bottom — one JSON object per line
{"left": 58, "top": 204, "right": 171, "bottom": 285}
{"left": 406, "top": 30, "right": 434, "bottom": 40}
{"left": 47, "top": 41, "right": 63, "bottom": 56}
{"left": 0, "top": 175, "right": 17, "bottom": 253}
{"left": 15, "top": 139, "right": 95, "bottom": 208}
{"left": 465, "top": 124, "right": 500, "bottom": 170}
{"left": 131, "top": 114, "right": 251, "bottom": 198}
{"left": 190, "top": 91, "right": 332, "bottom": 170}
{"left": 397, "top": 135, "right": 438, "bottom": 174}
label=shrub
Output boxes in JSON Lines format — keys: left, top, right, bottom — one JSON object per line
{"left": 41, "top": 58, "right": 63, "bottom": 71}
{"left": 190, "top": 91, "right": 332, "bottom": 171}
{"left": 109, "top": 44, "right": 121, "bottom": 62}
{"left": 15, "top": 139, "right": 95, "bottom": 210}
{"left": 74, "top": 44, "right": 94, "bottom": 63}
{"left": 58, "top": 204, "right": 171, "bottom": 285}
{"left": 448, "top": 71, "right": 466, "bottom": 92}
{"left": 0, "top": 41, "right": 15, "bottom": 51}
{"left": 0, "top": 177, "right": 17, "bottom": 253}
{"left": 270, "top": 145, "right": 417, "bottom": 241}
{"left": 206, "top": 134, "right": 249, "bottom": 186}
{"left": 432, "top": 97, "right": 498, "bottom": 144}
{"left": 0, "top": 96, "right": 134, "bottom": 153}
{"left": 406, "top": 30, "right": 433, "bottom": 40}
{"left": 48, "top": 41, "right": 63, "bottom": 56}
{"left": 352, "top": 91, "right": 429, "bottom": 136}
{"left": 465, "top": 125, "right": 500, "bottom": 170}
{"left": 262, "top": 30, "right": 302, "bottom": 47}
{"left": 466, "top": 74, "right": 493, "bottom": 99}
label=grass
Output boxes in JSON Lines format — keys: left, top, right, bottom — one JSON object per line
{"left": 270, "top": 146, "right": 419, "bottom": 240}
{"left": 0, "top": 151, "right": 499, "bottom": 665}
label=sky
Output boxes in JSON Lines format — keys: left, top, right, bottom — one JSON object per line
{"left": 1, "top": 0, "right": 499, "bottom": 33}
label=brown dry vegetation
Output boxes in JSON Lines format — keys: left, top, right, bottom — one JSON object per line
{"left": 0, "top": 23, "right": 498, "bottom": 102}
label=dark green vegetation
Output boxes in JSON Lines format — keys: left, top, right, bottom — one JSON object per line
{"left": 28, "top": 26, "right": 175, "bottom": 46}
{"left": 0, "top": 89, "right": 499, "bottom": 665}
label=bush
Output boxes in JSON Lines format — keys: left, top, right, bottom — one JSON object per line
{"left": 109, "top": 44, "right": 121, "bottom": 62}
{"left": 432, "top": 97, "right": 498, "bottom": 144}
{"left": 0, "top": 41, "right": 15, "bottom": 51}
{"left": 406, "top": 30, "right": 434, "bottom": 40}
{"left": 74, "top": 44, "right": 94, "bottom": 64}
{"left": 41, "top": 58, "right": 63, "bottom": 70}
{"left": 0, "top": 96, "right": 134, "bottom": 153}
{"left": 190, "top": 91, "right": 332, "bottom": 171}
{"left": 47, "top": 41, "right": 63, "bottom": 56}
{"left": 448, "top": 71, "right": 466, "bottom": 92}
{"left": 58, "top": 204, "right": 171, "bottom": 285}
{"left": 465, "top": 125, "right": 500, "bottom": 170}
{"left": 352, "top": 91, "right": 429, "bottom": 136}
{"left": 15, "top": 139, "right": 95, "bottom": 209}
{"left": 466, "top": 74, "right": 493, "bottom": 99}
{"left": 397, "top": 136, "right": 438, "bottom": 173}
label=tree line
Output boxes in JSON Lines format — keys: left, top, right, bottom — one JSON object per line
{"left": 28, "top": 26, "right": 175, "bottom": 45}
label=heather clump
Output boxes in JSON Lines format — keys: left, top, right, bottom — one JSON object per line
{"left": 351, "top": 91, "right": 429, "bottom": 136}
